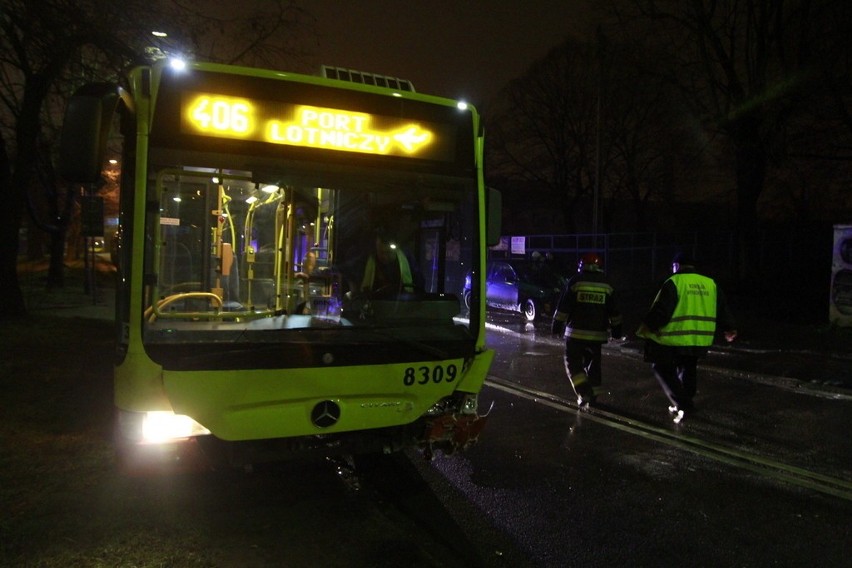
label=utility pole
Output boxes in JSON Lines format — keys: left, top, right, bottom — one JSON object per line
{"left": 592, "top": 26, "right": 606, "bottom": 237}
{"left": 593, "top": 87, "right": 600, "bottom": 236}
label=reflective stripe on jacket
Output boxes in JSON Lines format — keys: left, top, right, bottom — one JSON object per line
{"left": 553, "top": 270, "right": 621, "bottom": 342}
{"left": 646, "top": 273, "right": 717, "bottom": 347}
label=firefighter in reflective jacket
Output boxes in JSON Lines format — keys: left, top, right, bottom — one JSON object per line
{"left": 637, "top": 252, "right": 737, "bottom": 423}
{"left": 551, "top": 252, "right": 623, "bottom": 408}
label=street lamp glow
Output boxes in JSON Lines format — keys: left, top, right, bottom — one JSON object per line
{"left": 169, "top": 58, "right": 187, "bottom": 71}
{"left": 152, "top": 31, "right": 168, "bottom": 38}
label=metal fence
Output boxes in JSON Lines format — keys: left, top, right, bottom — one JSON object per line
{"left": 489, "top": 229, "right": 829, "bottom": 292}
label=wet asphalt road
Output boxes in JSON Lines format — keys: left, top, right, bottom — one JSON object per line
{"left": 408, "top": 315, "right": 852, "bottom": 567}
{"left": 32, "top": 292, "right": 852, "bottom": 567}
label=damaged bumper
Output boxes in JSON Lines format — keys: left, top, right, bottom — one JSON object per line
{"left": 422, "top": 398, "right": 491, "bottom": 459}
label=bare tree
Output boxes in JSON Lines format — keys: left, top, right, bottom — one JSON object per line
{"left": 166, "top": 0, "right": 313, "bottom": 68}
{"left": 486, "top": 39, "right": 602, "bottom": 233}
{"left": 615, "top": 0, "right": 852, "bottom": 279}
{"left": 0, "top": 0, "right": 310, "bottom": 318}
{"left": 486, "top": 34, "right": 694, "bottom": 233}
{"left": 599, "top": 37, "right": 701, "bottom": 232}
{"left": 0, "top": 0, "right": 94, "bottom": 316}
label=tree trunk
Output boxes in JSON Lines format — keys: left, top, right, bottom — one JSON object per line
{"left": 0, "top": 131, "right": 26, "bottom": 318}
{"left": 732, "top": 118, "right": 767, "bottom": 283}
{"left": 45, "top": 187, "right": 76, "bottom": 289}
{"left": 47, "top": 230, "right": 66, "bottom": 289}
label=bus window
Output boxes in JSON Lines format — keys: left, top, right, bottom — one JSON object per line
{"left": 143, "top": 164, "right": 475, "bottom": 344}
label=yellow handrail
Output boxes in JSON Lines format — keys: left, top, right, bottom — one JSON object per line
{"left": 145, "top": 292, "right": 224, "bottom": 322}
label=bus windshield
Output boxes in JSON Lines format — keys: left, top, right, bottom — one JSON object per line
{"left": 143, "top": 160, "right": 476, "bottom": 345}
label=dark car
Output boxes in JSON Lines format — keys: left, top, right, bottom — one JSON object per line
{"left": 464, "top": 259, "right": 567, "bottom": 322}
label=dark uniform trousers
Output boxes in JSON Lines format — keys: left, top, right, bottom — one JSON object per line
{"left": 564, "top": 338, "right": 604, "bottom": 400}
{"left": 645, "top": 342, "right": 699, "bottom": 410}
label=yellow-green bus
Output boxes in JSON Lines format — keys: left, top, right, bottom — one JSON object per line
{"left": 58, "top": 59, "right": 500, "bottom": 471}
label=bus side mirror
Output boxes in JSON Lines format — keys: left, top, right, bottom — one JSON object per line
{"left": 58, "top": 83, "right": 120, "bottom": 184}
{"left": 486, "top": 187, "right": 502, "bottom": 247}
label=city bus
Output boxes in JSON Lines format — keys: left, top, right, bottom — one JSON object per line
{"left": 57, "top": 59, "right": 500, "bottom": 470}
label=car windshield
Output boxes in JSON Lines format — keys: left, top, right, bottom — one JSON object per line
{"left": 142, "top": 161, "right": 477, "bottom": 345}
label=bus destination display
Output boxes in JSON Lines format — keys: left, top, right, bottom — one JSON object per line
{"left": 181, "top": 92, "right": 454, "bottom": 161}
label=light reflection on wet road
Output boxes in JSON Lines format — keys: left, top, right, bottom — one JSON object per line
{"left": 411, "top": 314, "right": 852, "bottom": 567}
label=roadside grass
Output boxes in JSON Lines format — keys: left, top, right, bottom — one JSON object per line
{"left": 0, "top": 314, "right": 223, "bottom": 567}
{"left": 3, "top": 257, "right": 222, "bottom": 566}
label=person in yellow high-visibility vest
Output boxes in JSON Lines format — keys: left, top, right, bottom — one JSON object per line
{"left": 637, "top": 252, "right": 737, "bottom": 423}
{"left": 360, "top": 231, "right": 415, "bottom": 297}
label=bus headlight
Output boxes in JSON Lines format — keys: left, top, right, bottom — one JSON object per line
{"left": 140, "top": 411, "right": 210, "bottom": 443}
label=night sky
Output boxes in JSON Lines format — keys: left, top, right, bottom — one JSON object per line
{"left": 302, "top": 1, "right": 601, "bottom": 106}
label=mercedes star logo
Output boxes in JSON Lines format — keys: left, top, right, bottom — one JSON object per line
{"left": 311, "top": 400, "right": 341, "bottom": 428}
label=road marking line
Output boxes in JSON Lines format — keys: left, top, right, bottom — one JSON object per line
{"left": 486, "top": 375, "right": 852, "bottom": 501}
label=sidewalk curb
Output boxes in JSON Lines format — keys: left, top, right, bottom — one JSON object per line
{"left": 607, "top": 344, "right": 852, "bottom": 401}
